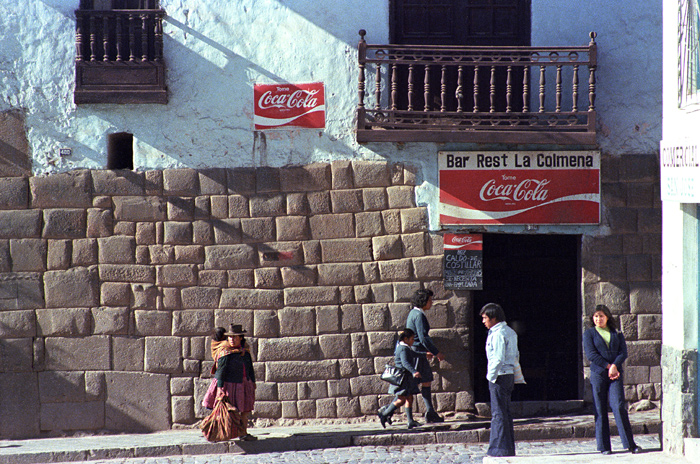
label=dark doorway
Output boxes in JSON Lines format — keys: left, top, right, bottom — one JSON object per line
{"left": 473, "top": 234, "right": 580, "bottom": 403}
{"left": 390, "top": 0, "right": 531, "bottom": 112}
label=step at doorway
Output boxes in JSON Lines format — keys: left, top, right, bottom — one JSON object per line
{"left": 473, "top": 233, "right": 581, "bottom": 403}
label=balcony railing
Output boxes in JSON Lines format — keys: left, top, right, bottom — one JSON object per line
{"left": 356, "top": 30, "right": 597, "bottom": 145}
{"left": 74, "top": 9, "right": 167, "bottom": 104}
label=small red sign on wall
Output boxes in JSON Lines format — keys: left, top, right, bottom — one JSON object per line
{"left": 254, "top": 82, "right": 325, "bottom": 130}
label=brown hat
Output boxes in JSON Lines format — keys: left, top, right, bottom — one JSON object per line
{"left": 224, "top": 324, "right": 247, "bottom": 336}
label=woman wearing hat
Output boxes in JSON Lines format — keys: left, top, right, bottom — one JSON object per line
{"left": 203, "top": 324, "right": 257, "bottom": 441}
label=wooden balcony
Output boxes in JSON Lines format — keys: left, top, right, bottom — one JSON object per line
{"left": 356, "top": 31, "right": 597, "bottom": 145}
{"left": 74, "top": 9, "right": 167, "bottom": 104}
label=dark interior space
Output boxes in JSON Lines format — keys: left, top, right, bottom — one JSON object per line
{"left": 473, "top": 233, "right": 581, "bottom": 403}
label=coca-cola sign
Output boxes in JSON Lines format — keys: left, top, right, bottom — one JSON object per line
{"left": 254, "top": 82, "right": 325, "bottom": 130}
{"left": 439, "top": 151, "right": 600, "bottom": 225}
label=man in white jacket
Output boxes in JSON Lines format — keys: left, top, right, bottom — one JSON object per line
{"left": 480, "top": 303, "right": 520, "bottom": 457}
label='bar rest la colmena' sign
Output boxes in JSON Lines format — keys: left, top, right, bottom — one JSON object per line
{"left": 439, "top": 151, "right": 600, "bottom": 225}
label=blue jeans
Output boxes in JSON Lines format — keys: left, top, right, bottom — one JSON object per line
{"left": 487, "top": 374, "right": 515, "bottom": 456}
{"left": 589, "top": 371, "right": 636, "bottom": 452}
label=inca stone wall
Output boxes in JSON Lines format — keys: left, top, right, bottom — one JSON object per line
{"left": 0, "top": 162, "right": 472, "bottom": 438}
{"left": 661, "top": 345, "right": 697, "bottom": 455}
{"left": 581, "top": 154, "right": 662, "bottom": 404}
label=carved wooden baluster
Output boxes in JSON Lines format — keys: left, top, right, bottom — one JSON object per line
{"left": 141, "top": 14, "right": 149, "bottom": 61}
{"left": 588, "top": 64, "right": 596, "bottom": 111}
{"left": 75, "top": 17, "right": 83, "bottom": 62}
{"left": 489, "top": 65, "right": 496, "bottom": 113}
{"left": 128, "top": 14, "right": 136, "bottom": 62}
{"left": 116, "top": 15, "right": 123, "bottom": 61}
{"left": 538, "top": 65, "right": 546, "bottom": 113}
{"left": 473, "top": 65, "right": 480, "bottom": 112}
{"left": 456, "top": 65, "right": 463, "bottom": 112}
{"left": 391, "top": 63, "right": 398, "bottom": 110}
{"left": 424, "top": 64, "right": 430, "bottom": 111}
{"left": 440, "top": 65, "right": 447, "bottom": 112}
{"left": 358, "top": 30, "right": 366, "bottom": 110}
{"left": 154, "top": 14, "right": 163, "bottom": 61}
{"left": 89, "top": 15, "right": 97, "bottom": 61}
{"left": 375, "top": 63, "right": 382, "bottom": 110}
{"left": 555, "top": 65, "right": 562, "bottom": 112}
{"left": 572, "top": 64, "right": 579, "bottom": 112}
{"left": 523, "top": 66, "right": 529, "bottom": 112}
{"left": 102, "top": 14, "right": 110, "bottom": 61}
{"left": 506, "top": 65, "right": 512, "bottom": 113}
{"left": 408, "top": 64, "right": 415, "bottom": 111}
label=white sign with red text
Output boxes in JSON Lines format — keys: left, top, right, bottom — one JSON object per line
{"left": 439, "top": 151, "right": 600, "bottom": 225}
{"left": 254, "top": 82, "right": 325, "bottom": 130}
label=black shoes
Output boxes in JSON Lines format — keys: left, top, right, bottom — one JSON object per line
{"left": 407, "top": 420, "right": 421, "bottom": 429}
{"left": 630, "top": 446, "right": 643, "bottom": 454}
{"left": 425, "top": 411, "right": 445, "bottom": 423}
{"left": 601, "top": 450, "right": 612, "bottom": 455}
{"left": 377, "top": 408, "right": 393, "bottom": 428}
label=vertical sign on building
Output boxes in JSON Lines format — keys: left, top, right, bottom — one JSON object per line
{"left": 254, "top": 82, "right": 325, "bottom": 130}
{"left": 444, "top": 233, "right": 483, "bottom": 290}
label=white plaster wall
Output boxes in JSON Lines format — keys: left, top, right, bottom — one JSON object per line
{"left": 661, "top": 0, "right": 699, "bottom": 351}
{"left": 1, "top": 1, "right": 662, "bottom": 231}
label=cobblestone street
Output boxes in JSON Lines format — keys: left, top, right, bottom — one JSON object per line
{"left": 77, "top": 436, "right": 661, "bottom": 464}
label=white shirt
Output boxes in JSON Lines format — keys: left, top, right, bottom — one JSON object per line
{"left": 486, "top": 321, "right": 520, "bottom": 383}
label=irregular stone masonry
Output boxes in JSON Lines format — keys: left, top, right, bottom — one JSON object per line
{"left": 0, "top": 156, "right": 662, "bottom": 439}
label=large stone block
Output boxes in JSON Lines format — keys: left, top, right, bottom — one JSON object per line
{"left": 256, "top": 167, "right": 280, "bottom": 193}
{"left": 0, "top": 337, "right": 33, "bottom": 372}
{"left": 0, "top": 210, "right": 41, "bottom": 239}
{"left": 413, "top": 255, "right": 444, "bottom": 280}
{"left": 98, "top": 236, "right": 135, "bottom": 264}
{"left": 45, "top": 336, "right": 110, "bottom": 370}
{"left": 331, "top": 160, "right": 354, "bottom": 189}
{"left": 99, "top": 264, "right": 155, "bottom": 283}
{"left": 227, "top": 167, "right": 256, "bottom": 195}
{"left": 104, "top": 372, "right": 170, "bottom": 431}
{"left": 44, "top": 267, "right": 99, "bottom": 307}
{"left": 320, "top": 238, "right": 372, "bottom": 263}
{"left": 204, "top": 244, "right": 257, "bottom": 269}
{"left": 92, "top": 307, "right": 129, "bottom": 334}
{"left": 156, "top": 264, "right": 197, "bottom": 286}
{"left": 213, "top": 309, "right": 253, "bottom": 338}
{"left": 254, "top": 267, "right": 282, "bottom": 289}
{"left": 309, "top": 213, "right": 354, "bottom": 239}
{"left": 317, "top": 263, "right": 364, "bottom": 286}
{"left": 341, "top": 304, "right": 363, "bottom": 333}
{"left": 638, "top": 314, "right": 662, "bottom": 340}
{"left": 36, "top": 308, "right": 91, "bottom": 336}
{"left": 164, "top": 221, "right": 192, "bottom": 245}
{"left": 0, "top": 372, "right": 40, "bottom": 438}
{"left": 387, "top": 185, "right": 415, "bottom": 208}
{"left": 627, "top": 340, "right": 662, "bottom": 366}
{"left": 181, "top": 286, "right": 220, "bottom": 309}
{"left": 38, "top": 371, "right": 86, "bottom": 403}
{"left": 378, "top": 258, "right": 413, "bottom": 281}
{"left": 253, "top": 309, "right": 279, "bottom": 338}
{"left": 167, "top": 196, "right": 195, "bottom": 221}
{"left": 91, "top": 169, "right": 144, "bottom": 196}
{"left": 0, "top": 310, "right": 35, "bottom": 337}
{"left": 163, "top": 168, "right": 199, "bottom": 196}
{"left": 362, "top": 187, "right": 388, "bottom": 211}
{"left": 113, "top": 196, "right": 167, "bottom": 222}
{"left": 280, "top": 163, "right": 331, "bottom": 192}
{"left": 265, "top": 360, "right": 338, "bottom": 382}
{"left": 47, "top": 239, "right": 71, "bottom": 270}
{"left": 336, "top": 397, "right": 361, "bottom": 418}
{"left": 402, "top": 232, "right": 426, "bottom": 257}
{"left": 145, "top": 336, "right": 182, "bottom": 373}
{"left": 352, "top": 161, "right": 391, "bottom": 188}
{"left": 276, "top": 216, "right": 310, "bottom": 241}
{"left": 630, "top": 282, "right": 661, "bottom": 314}
{"left": 241, "top": 217, "right": 275, "bottom": 243}
{"left": 250, "top": 194, "right": 286, "bottom": 217}
{"left": 285, "top": 286, "right": 339, "bottom": 306}
{"left": 172, "top": 310, "right": 214, "bottom": 336}
{"left": 355, "top": 211, "right": 383, "bottom": 237}
{"left": 30, "top": 171, "right": 92, "bottom": 208}
{"left": 281, "top": 265, "right": 317, "bottom": 287}
{"left": 258, "top": 337, "right": 320, "bottom": 362}
{"left": 221, "top": 288, "right": 283, "bottom": 309}
{"left": 316, "top": 305, "right": 340, "bottom": 334}
{"left": 349, "top": 375, "right": 386, "bottom": 395}
{"left": 279, "top": 307, "right": 316, "bottom": 336}
{"left": 619, "top": 154, "right": 658, "bottom": 183}
{"left": 72, "top": 238, "right": 98, "bottom": 266}
{"left": 0, "top": 109, "right": 31, "bottom": 177}
{"left": 10, "top": 238, "right": 47, "bottom": 272}
{"left": 319, "top": 334, "right": 351, "bottom": 359}
{"left": 112, "top": 336, "right": 145, "bottom": 371}
{"left": 372, "top": 235, "right": 402, "bottom": 260}
{"left": 367, "top": 331, "right": 396, "bottom": 356}
{"left": 330, "top": 189, "right": 363, "bottom": 214}
{"left": 362, "top": 303, "right": 391, "bottom": 331}
{"left": 172, "top": 396, "right": 195, "bottom": 424}
{"left": 134, "top": 310, "right": 172, "bottom": 336}
{"left": 0, "top": 272, "right": 44, "bottom": 310}
{"left": 400, "top": 207, "right": 429, "bottom": 233}
{"left": 42, "top": 209, "right": 86, "bottom": 239}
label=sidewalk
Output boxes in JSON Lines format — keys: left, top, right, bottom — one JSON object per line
{"left": 0, "top": 410, "right": 669, "bottom": 464}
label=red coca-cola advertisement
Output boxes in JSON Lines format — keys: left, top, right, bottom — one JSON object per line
{"left": 439, "top": 151, "right": 600, "bottom": 225}
{"left": 254, "top": 82, "right": 325, "bottom": 130}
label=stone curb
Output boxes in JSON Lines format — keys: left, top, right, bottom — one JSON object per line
{"left": 0, "top": 413, "right": 661, "bottom": 464}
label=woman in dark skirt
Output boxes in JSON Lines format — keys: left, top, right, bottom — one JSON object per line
{"left": 377, "top": 328, "right": 424, "bottom": 429}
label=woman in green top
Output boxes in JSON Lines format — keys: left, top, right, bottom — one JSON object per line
{"left": 583, "top": 305, "right": 641, "bottom": 455}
